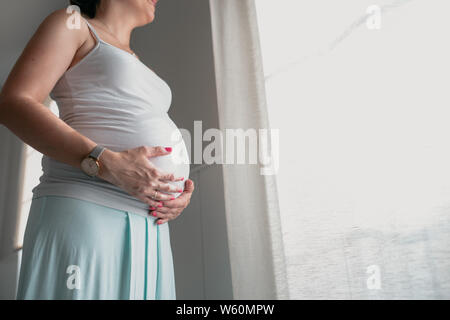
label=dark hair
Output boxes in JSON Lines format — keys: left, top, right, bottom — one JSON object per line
{"left": 70, "top": 0, "right": 100, "bottom": 19}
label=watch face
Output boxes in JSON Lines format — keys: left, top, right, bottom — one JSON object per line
{"left": 81, "top": 157, "right": 99, "bottom": 176}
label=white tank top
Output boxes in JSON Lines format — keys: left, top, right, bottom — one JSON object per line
{"left": 32, "top": 18, "right": 190, "bottom": 217}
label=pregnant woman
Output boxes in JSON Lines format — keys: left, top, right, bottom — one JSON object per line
{"left": 0, "top": 0, "right": 193, "bottom": 299}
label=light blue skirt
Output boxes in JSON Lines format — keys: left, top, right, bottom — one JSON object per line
{"left": 16, "top": 195, "right": 176, "bottom": 300}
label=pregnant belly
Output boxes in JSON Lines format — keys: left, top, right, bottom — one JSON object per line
{"left": 73, "top": 114, "right": 191, "bottom": 199}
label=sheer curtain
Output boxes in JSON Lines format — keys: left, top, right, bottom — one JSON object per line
{"left": 0, "top": 126, "right": 24, "bottom": 256}
{"left": 255, "top": 0, "right": 450, "bottom": 299}
{"left": 209, "top": 0, "right": 289, "bottom": 299}
{"left": 16, "top": 96, "right": 58, "bottom": 248}
{"left": 0, "top": 100, "right": 26, "bottom": 299}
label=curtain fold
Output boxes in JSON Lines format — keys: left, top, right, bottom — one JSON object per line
{"left": 0, "top": 124, "right": 25, "bottom": 258}
{"left": 209, "top": 0, "right": 289, "bottom": 299}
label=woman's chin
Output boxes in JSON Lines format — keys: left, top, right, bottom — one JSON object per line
{"left": 145, "top": 11, "right": 156, "bottom": 24}
{"left": 138, "top": 12, "right": 155, "bottom": 26}
{"left": 145, "top": 3, "right": 156, "bottom": 22}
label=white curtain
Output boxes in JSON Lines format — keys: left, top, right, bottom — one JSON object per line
{"left": 0, "top": 96, "right": 53, "bottom": 298}
{"left": 209, "top": 0, "right": 289, "bottom": 299}
{"left": 0, "top": 125, "right": 25, "bottom": 258}
{"left": 0, "top": 121, "right": 25, "bottom": 299}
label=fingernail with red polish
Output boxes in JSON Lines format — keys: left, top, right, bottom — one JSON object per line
{"left": 165, "top": 147, "right": 172, "bottom": 152}
{"left": 150, "top": 206, "right": 155, "bottom": 210}
{"left": 177, "top": 189, "right": 183, "bottom": 193}
{"left": 158, "top": 203, "right": 163, "bottom": 207}
{"left": 171, "top": 197, "right": 175, "bottom": 200}
{"left": 152, "top": 212, "right": 157, "bottom": 216}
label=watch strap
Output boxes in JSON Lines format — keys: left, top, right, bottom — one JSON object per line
{"left": 89, "top": 145, "right": 106, "bottom": 160}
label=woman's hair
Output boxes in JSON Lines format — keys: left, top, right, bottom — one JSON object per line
{"left": 70, "top": 0, "right": 101, "bottom": 18}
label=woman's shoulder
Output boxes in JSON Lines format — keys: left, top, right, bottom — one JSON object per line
{"left": 37, "top": 8, "right": 90, "bottom": 47}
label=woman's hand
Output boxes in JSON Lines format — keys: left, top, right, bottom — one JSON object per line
{"left": 150, "top": 178, "right": 195, "bottom": 224}
{"left": 98, "top": 145, "right": 185, "bottom": 208}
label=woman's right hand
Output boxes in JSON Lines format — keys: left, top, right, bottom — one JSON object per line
{"left": 97, "top": 145, "right": 184, "bottom": 208}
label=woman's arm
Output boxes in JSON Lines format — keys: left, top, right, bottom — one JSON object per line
{"left": 0, "top": 9, "right": 182, "bottom": 207}
{"left": 0, "top": 9, "right": 103, "bottom": 170}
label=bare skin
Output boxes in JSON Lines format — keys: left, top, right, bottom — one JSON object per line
{"left": 0, "top": 0, "right": 194, "bottom": 224}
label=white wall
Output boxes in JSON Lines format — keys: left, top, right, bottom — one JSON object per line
{"left": 0, "top": 0, "right": 232, "bottom": 299}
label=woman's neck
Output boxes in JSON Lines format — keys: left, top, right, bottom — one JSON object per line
{"left": 93, "top": 2, "right": 136, "bottom": 47}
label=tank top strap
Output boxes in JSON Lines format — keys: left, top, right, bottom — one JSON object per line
{"left": 83, "top": 18, "right": 101, "bottom": 43}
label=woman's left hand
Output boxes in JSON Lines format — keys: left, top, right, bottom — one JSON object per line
{"left": 150, "top": 178, "right": 195, "bottom": 224}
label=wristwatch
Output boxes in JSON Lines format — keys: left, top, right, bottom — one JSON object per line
{"left": 80, "top": 145, "right": 106, "bottom": 177}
